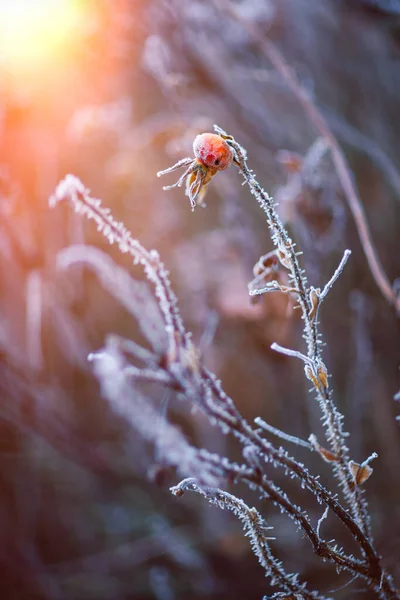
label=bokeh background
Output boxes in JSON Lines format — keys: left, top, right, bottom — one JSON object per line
{"left": 0, "top": 0, "right": 399, "bottom": 598}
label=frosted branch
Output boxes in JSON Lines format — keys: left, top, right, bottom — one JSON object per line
{"left": 270, "top": 343, "right": 311, "bottom": 365}
{"left": 170, "top": 478, "right": 327, "bottom": 600}
{"left": 319, "top": 250, "right": 352, "bottom": 305}
{"left": 316, "top": 507, "right": 329, "bottom": 539}
{"left": 50, "top": 175, "right": 186, "bottom": 359}
{"left": 255, "top": 417, "right": 312, "bottom": 450}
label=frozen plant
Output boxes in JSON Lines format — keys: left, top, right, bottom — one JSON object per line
{"left": 157, "top": 132, "right": 234, "bottom": 209}
{"left": 49, "top": 127, "right": 399, "bottom": 599}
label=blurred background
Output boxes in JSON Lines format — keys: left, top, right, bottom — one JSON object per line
{"left": 0, "top": 0, "right": 399, "bottom": 598}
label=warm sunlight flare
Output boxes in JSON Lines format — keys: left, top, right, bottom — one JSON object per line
{"left": 0, "top": 0, "right": 87, "bottom": 75}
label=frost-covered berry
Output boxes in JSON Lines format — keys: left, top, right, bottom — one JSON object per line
{"left": 157, "top": 132, "right": 234, "bottom": 210}
{"left": 193, "top": 133, "right": 233, "bottom": 171}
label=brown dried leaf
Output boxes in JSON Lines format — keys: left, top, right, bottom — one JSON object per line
{"left": 310, "top": 434, "right": 340, "bottom": 463}
{"left": 316, "top": 360, "right": 328, "bottom": 391}
{"left": 348, "top": 460, "right": 373, "bottom": 485}
{"left": 308, "top": 287, "right": 320, "bottom": 320}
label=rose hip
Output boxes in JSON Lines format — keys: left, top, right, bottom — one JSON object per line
{"left": 193, "top": 133, "right": 233, "bottom": 170}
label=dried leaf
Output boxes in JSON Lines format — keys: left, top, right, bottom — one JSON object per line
{"left": 308, "top": 287, "right": 320, "bottom": 320}
{"left": 304, "top": 364, "right": 321, "bottom": 392}
{"left": 309, "top": 434, "right": 339, "bottom": 463}
{"left": 348, "top": 460, "right": 373, "bottom": 485}
{"left": 252, "top": 250, "right": 279, "bottom": 277}
{"left": 316, "top": 360, "right": 328, "bottom": 391}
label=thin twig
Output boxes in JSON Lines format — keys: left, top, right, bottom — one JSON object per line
{"left": 317, "top": 507, "right": 329, "bottom": 539}
{"left": 319, "top": 250, "right": 352, "bottom": 304}
{"left": 270, "top": 342, "right": 311, "bottom": 365}
{"left": 214, "top": 0, "right": 399, "bottom": 313}
{"left": 215, "top": 124, "right": 370, "bottom": 538}
{"left": 255, "top": 417, "right": 312, "bottom": 450}
{"left": 171, "top": 478, "right": 328, "bottom": 600}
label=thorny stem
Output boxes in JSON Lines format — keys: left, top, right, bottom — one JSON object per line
{"left": 214, "top": 0, "right": 400, "bottom": 314}
{"left": 167, "top": 354, "right": 397, "bottom": 596}
{"left": 49, "top": 175, "right": 189, "bottom": 363}
{"left": 194, "top": 450, "right": 368, "bottom": 579}
{"left": 171, "top": 478, "right": 327, "bottom": 600}
{"left": 201, "top": 373, "right": 361, "bottom": 543}
{"left": 173, "top": 358, "right": 396, "bottom": 596}
{"left": 215, "top": 125, "right": 371, "bottom": 539}
{"left": 318, "top": 250, "right": 352, "bottom": 306}
{"left": 219, "top": 127, "right": 317, "bottom": 360}
{"left": 197, "top": 373, "right": 398, "bottom": 599}
{"left": 254, "top": 417, "right": 313, "bottom": 450}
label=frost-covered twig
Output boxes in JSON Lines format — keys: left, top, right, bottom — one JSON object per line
{"left": 215, "top": 125, "right": 371, "bottom": 540}
{"left": 319, "top": 250, "right": 352, "bottom": 304}
{"left": 170, "top": 478, "right": 328, "bottom": 600}
{"left": 213, "top": 0, "right": 400, "bottom": 314}
{"left": 316, "top": 507, "right": 329, "bottom": 539}
{"left": 89, "top": 340, "right": 223, "bottom": 487}
{"left": 50, "top": 175, "right": 188, "bottom": 362}
{"left": 193, "top": 370, "right": 392, "bottom": 589}
{"left": 270, "top": 343, "right": 312, "bottom": 365}
{"left": 254, "top": 417, "right": 312, "bottom": 450}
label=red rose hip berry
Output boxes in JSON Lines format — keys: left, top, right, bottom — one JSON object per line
{"left": 193, "top": 133, "right": 233, "bottom": 171}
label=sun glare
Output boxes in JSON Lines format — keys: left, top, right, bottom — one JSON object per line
{"left": 0, "top": 0, "right": 88, "bottom": 75}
